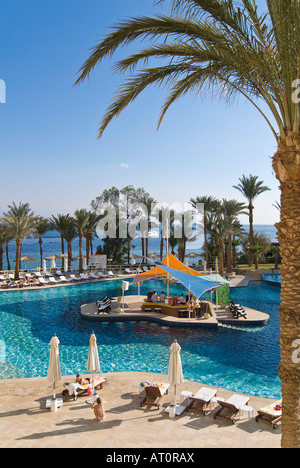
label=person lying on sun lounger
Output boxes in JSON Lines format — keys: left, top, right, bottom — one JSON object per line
{"left": 75, "top": 374, "right": 90, "bottom": 386}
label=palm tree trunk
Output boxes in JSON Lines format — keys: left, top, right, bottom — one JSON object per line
{"left": 0, "top": 244, "right": 3, "bottom": 271}
{"left": 79, "top": 232, "right": 83, "bottom": 273}
{"left": 14, "top": 238, "right": 21, "bottom": 280}
{"left": 273, "top": 134, "right": 300, "bottom": 448}
{"left": 226, "top": 233, "right": 233, "bottom": 274}
{"left": 248, "top": 204, "right": 254, "bottom": 266}
{"left": 60, "top": 235, "right": 65, "bottom": 269}
{"left": 39, "top": 238, "right": 43, "bottom": 269}
{"left": 5, "top": 242, "right": 10, "bottom": 270}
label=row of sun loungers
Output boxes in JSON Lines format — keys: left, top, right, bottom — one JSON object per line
{"left": 0, "top": 269, "right": 120, "bottom": 288}
{"left": 140, "top": 383, "right": 282, "bottom": 429}
{"left": 229, "top": 300, "right": 247, "bottom": 319}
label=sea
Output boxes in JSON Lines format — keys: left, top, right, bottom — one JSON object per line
{"left": 1, "top": 224, "right": 277, "bottom": 272}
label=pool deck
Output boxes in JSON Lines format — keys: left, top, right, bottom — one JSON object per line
{"left": 80, "top": 295, "right": 270, "bottom": 328}
{"left": 0, "top": 371, "right": 281, "bottom": 448}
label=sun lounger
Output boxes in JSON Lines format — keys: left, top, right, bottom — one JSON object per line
{"left": 0, "top": 275, "right": 7, "bottom": 281}
{"left": 140, "top": 383, "right": 170, "bottom": 410}
{"left": 90, "top": 272, "right": 100, "bottom": 279}
{"left": 142, "top": 266, "right": 149, "bottom": 272}
{"left": 62, "top": 376, "right": 108, "bottom": 400}
{"left": 49, "top": 276, "right": 61, "bottom": 284}
{"left": 33, "top": 272, "right": 43, "bottom": 278}
{"left": 97, "top": 272, "right": 108, "bottom": 278}
{"left": 59, "top": 275, "right": 69, "bottom": 282}
{"left": 55, "top": 270, "right": 64, "bottom": 276}
{"left": 136, "top": 268, "right": 143, "bottom": 274}
{"left": 214, "top": 394, "right": 250, "bottom": 424}
{"left": 255, "top": 400, "right": 282, "bottom": 429}
{"left": 38, "top": 277, "right": 50, "bottom": 285}
{"left": 107, "top": 270, "right": 117, "bottom": 277}
{"left": 186, "top": 387, "right": 218, "bottom": 415}
{"left": 70, "top": 274, "right": 81, "bottom": 281}
{"left": 124, "top": 268, "right": 132, "bottom": 274}
{"left": 80, "top": 273, "right": 90, "bottom": 280}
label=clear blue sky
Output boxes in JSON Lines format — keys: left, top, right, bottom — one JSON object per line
{"left": 0, "top": 0, "right": 280, "bottom": 225}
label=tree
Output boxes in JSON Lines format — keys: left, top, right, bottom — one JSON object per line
{"left": 233, "top": 174, "right": 270, "bottom": 264}
{"left": 222, "top": 199, "right": 247, "bottom": 274}
{"left": 49, "top": 214, "right": 71, "bottom": 269}
{"left": 83, "top": 212, "right": 101, "bottom": 264}
{"left": 76, "top": 0, "right": 300, "bottom": 447}
{"left": 35, "top": 217, "right": 51, "bottom": 269}
{"left": 1, "top": 202, "right": 37, "bottom": 280}
{"left": 190, "top": 196, "right": 220, "bottom": 266}
{"left": 63, "top": 217, "right": 77, "bottom": 270}
{"left": 74, "top": 209, "right": 90, "bottom": 273}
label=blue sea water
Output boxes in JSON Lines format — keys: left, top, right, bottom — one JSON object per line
{"left": 0, "top": 278, "right": 281, "bottom": 399}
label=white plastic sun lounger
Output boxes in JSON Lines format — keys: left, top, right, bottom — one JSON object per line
{"left": 187, "top": 387, "right": 218, "bottom": 415}
{"left": 38, "top": 277, "right": 50, "bottom": 285}
{"left": 60, "top": 275, "right": 69, "bottom": 282}
{"left": 214, "top": 394, "right": 250, "bottom": 424}
{"left": 49, "top": 276, "right": 61, "bottom": 284}
{"left": 142, "top": 266, "right": 149, "bottom": 272}
{"left": 89, "top": 272, "right": 99, "bottom": 279}
{"left": 80, "top": 273, "right": 90, "bottom": 280}
{"left": 107, "top": 270, "right": 116, "bottom": 277}
{"left": 70, "top": 274, "right": 81, "bottom": 281}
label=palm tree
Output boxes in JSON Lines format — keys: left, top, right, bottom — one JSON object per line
{"left": 35, "top": 217, "right": 51, "bottom": 269}
{"left": 74, "top": 209, "right": 89, "bottom": 272}
{"left": 63, "top": 217, "right": 77, "bottom": 271}
{"left": 190, "top": 196, "right": 220, "bottom": 266}
{"left": 233, "top": 174, "right": 270, "bottom": 264}
{"left": 49, "top": 214, "right": 70, "bottom": 269}
{"left": 83, "top": 212, "right": 101, "bottom": 264}
{"left": 222, "top": 199, "right": 247, "bottom": 274}
{"left": 76, "top": 0, "right": 300, "bottom": 447}
{"left": 1, "top": 202, "right": 37, "bottom": 280}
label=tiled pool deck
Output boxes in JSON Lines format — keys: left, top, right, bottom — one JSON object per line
{"left": 0, "top": 372, "right": 281, "bottom": 448}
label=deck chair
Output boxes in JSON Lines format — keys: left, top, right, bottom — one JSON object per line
{"left": 140, "top": 383, "right": 170, "bottom": 410}
{"left": 255, "top": 400, "right": 282, "bottom": 429}
{"left": 186, "top": 387, "right": 218, "bottom": 416}
{"left": 214, "top": 394, "right": 250, "bottom": 424}
{"left": 49, "top": 276, "right": 61, "bottom": 284}
{"left": 38, "top": 277, "right": 50, "bottom": 285}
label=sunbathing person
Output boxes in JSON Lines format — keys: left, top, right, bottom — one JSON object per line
{"left": 75, "top": 374, "right": 90, "bottom": 386}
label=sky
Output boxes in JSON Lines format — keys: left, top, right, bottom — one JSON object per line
{"left": 0, "top": 0, "right": 280, "bottom": 225}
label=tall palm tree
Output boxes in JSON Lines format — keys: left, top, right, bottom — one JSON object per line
{"left": 83, "top": 212, "right": 101, "bottom": 264}
{"left": 222, "top": 199, "right": 247, "bottom": 274}
{"left": 74, "top": 209, "right": 90, "bottom": 272}
{"left": 49, "top": 214, "right": 70, "bottom": 269}
{"left": 63, "top": 216, "right": 77, "bottom": 271}
{"left": 35, "top": 217, "right": 51, "bottom": 269}
{"left": 1, "top": 202, "right": 37, "bottom": 280}
{"left": 190, "top": 196, "right": 220, "bottom": 266}
{"left": 233, "top": 174, "right": 270, "bottom": 263}
{"left": 76, "top": 0, "right": 300, "bottom": 447}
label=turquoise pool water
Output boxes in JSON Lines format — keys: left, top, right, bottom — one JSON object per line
{"left": 0, "top": 280, "right": 281, "bottom": 398}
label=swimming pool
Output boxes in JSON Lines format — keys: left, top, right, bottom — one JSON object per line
{"left": 0, "top": 280, "right": 281, "bottom": 398}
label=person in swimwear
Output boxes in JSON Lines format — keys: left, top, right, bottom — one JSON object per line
{"left": 92, "top": 397, "right": 106, "bottom": 422}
